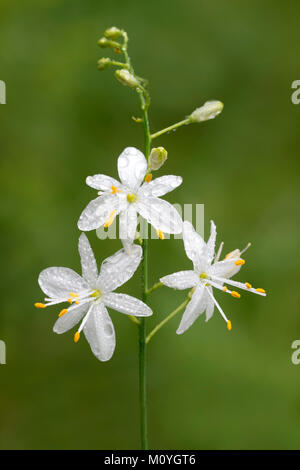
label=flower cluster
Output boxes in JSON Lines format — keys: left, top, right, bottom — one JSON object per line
{"left": 35, "top": 26, "right": 266, "bottom": 363}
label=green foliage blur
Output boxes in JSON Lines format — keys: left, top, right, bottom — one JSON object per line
{"left": 0, "top": 0, "right": 300, "bottom": 450}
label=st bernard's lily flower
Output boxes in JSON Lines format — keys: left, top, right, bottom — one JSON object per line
{"left": 35, "top": 234, "right": 152, "bottom": 361}
{"left": 77, "top": 147, "right": 183, "bottom": 242}
{"left": 160, "top": 221, "right": 266, "bottom": 334}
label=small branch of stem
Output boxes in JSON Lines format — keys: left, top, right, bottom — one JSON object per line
{"left": 146, "top": 281, "right": 163, "bottom": 295}
{"left": 151, "top": 118, "right": 191, "bottom": 140}
{"left": 128, "top": 315, "right": 141, "bottom": 325}
{"left": 146, "top": 297, "right": 190, "bottom": 344}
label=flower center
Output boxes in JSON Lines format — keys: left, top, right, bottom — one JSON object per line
{"left": 127, "top": 193, "right": 137, "bottom": 203}
{"left": 199, "top": 272, "right": 207, "bottom": 279}
{"left": 90, "top": 289, "right": 102, "bottom": 299}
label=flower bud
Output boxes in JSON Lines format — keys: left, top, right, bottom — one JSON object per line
{"left": 104, "top": 27, "right": 122, "bottom": 40}
{"left": 149, "top": 147, "right": 168, "bottom": 171}
{"left": 97, "top": 57, "right": 112, "bottom": 70}
{"left": 115, "top": 69, "right": 139, "bottom": 89}
{"left": 189, "top": 101, "right": 224, "bottom": 123}
{"left": 98, "top": 37, "right": 121, "bottom": 49}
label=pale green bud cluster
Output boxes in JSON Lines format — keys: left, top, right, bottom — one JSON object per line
{"left": 104, "top": 27, "right": 122, "bottom": 40}
{"left": 97, "top": 58, "right": 112, "bottom": 70}
{"left": 98, "top": 37, "right": 121, "bottom": 50}
{"left": 149, "top": 147, "right": 168, "bottom": 171}
{"left": 115, "top": 69, "right": 139, "bottom": 89}
{"left": 189, "top": 101, "right": 224, "bottom": 123}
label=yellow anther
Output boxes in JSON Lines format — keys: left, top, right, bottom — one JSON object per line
{"left": 111, "top": 185, "right": 119, "bottom": 194}
{"left": 235, "top": 259, "right": 245, "bottom": 266}
{"left": 223, "top": 286, "right": 228, "bottom": 292}
{"left": 104, "top": 210, "right": 116, "bottom": 228}
{"left": 256, "top": 288, "right": 266, "bottom": 294}
{"left": 245, "top": 282, "right": 252, "bottom": 289}
{"left": 69, "top": 292, "right": 79, "bottom": 298}
{"left": 156, "top": 229, "right": 164, "bottom": 240}
{"left": 145, "top": 173, "right": 152, "bottom": 183}
{"left": 68, "top": 298, "right": 73, "bottom": 304}
{"left": 59, "top": 309, "right": 68, "bottom": 318}
{"left": 127, "top": 193, "right": 136, "bottom": 203}
{"left": 74, "top": 331, "right": 80, "bottom": 343}
{"left": 200, "top": 273, "right": 207, "bottom": 279}
{"left": 34, "top": 302, "right": 46, "bottom": 309}
{"left": 231, "top": 291, "right": 241, "bottom": 299}
{"left": 75, "top": 300, "right": 79, "bottom": 304}
{"left": 227, "top": 320, "right": 232, "bottom": 331}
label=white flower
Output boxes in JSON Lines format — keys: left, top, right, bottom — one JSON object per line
{"left": 35, "top": 234, "right": 152, "bottom": 361}
{"left": 78, "top": 147, "right": 183, "bottom": 242}
{"left": 160, "top": 221, "right": 266, "bottom": 335}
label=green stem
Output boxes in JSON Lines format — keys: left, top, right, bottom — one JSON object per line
{"left": 151, "top": 118, "right": 191, "bottom": 140}
{"left": 146, "top": 297, "right": 190, "bottom": 344}
{"left": 138, "top": 90, "right": 151, "bottom": 451}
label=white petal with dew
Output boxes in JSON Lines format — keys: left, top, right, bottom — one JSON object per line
{"left": 182, "top": 221, "right": 206, "bottom": 271}
{"left": 160, "top": 270, "right": 199, "bottom": 290}
{"left": 53, "top": 302, "right": 90, "bottom": 334}
{"left": 86, "top": 174, "right": 120, "bottom": 191}
{"left": 140, "top": 175, "right": 182, "bottom": 198}
{"left": 39, "top": 267, "right": 88, "bottom": 298}
{"left": 117, "top": 147, "right": 147, "bottom": 192}
{"left": 83, "top": 303, "right": 116, "bottom": 362}
{"left": 119, "top": 206, "right": 138, "bottom": 243}
{"left": 78, "top": 194, "right": 121, "bottom": 231}
{"left": 98, "top": 244, "right": 142, "bottom": 293}
{"left": 176, "top": 285, "right": 206, "bottom": 335}
{"left": 104, "top": 293, "right": 152, "bottom": 317}
{"left": 137, "top": 197, "right": 182, "bottom": 234}
{"left": 78, "top": 233, "right": 98, "bottom": 285}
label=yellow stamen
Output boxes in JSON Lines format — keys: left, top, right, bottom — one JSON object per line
{"left": 235, "top": 259, "right": 245, "bottom": 266}
{"left": 245, "top": 282, "right": 252, "bottom": 289}
{"left": 91, "top": 289, "right": 101, "bottom": 298}
{"left": 111, "top": 185, "right": 118, "bottom": 194}
{"left": 223, "top": 286, "right": 228, "bottom": 292}
{"left": 227, "top": 320, "right": 232, "bottom": 331}
{"left": 34, "top": 302, "right": 46, "bottom": 308}
{"left": 200, "top": 272, "right": 207, "bottom": 279}
{"left": 75, "top": 300, "right": 79, "bottom": 304}
{"left": 74, "top": 331, "right": 80, "bottom": 343}
{"left": 156, "top": 229, "right": 164, "bottom": 240}
{"left": 68, "top": 298, "right": 73, "bottom": 304}
{"left": 104, "top": 210, "right": 116, "bottom": 228}
{"left": 231, "top": 291, "right": 241, "bottom": 298}
{"left": 69, "top": 292, "right": 79, "bottom": 297}
{"left": 256, "top": 288, "right": 266, "bottom": 294}
{"left": 145, "top": 173, "right": 152, "bottom": 183}
{"left": 59, "top": 309, "right": 68, "bottom": 317}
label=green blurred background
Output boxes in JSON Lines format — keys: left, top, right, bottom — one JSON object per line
{"left": 0, "top": 0, "right": 299, "bottom": 450}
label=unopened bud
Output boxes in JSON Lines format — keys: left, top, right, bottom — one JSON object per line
{"left": 104, "top": 27, "right": 122, "bottom": 40}
{"left": 115, "top": 69, "right": 139, "bottom": 89}
{"left": 190, "top": 101, "right": 224, "bottom": 123}
{"left": 149, "top": 147, "right": 168, "bottom": 171}
{"left": 97, "top": 57, "right": 112, "bottom": 70}
{"left": 98, "top": 37, "right": 121, "bottom": 49}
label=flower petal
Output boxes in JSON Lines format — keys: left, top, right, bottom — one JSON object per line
{"left": 98, "top": 244, "right": 142, "bottom": 293}
{"left": 140, "top": 175, "right": 182, "bottom": 197}
{"left": 176, "top": 285, "right": 206, "bottom": 335}
{"left": 160, "top": 270, "right": 199, "bottom": 290}
{"left": 117, "top": 147, "right": 147, "bottom": 191}
{"left": 78, "top": 194, "right": 121, "bottom": 231}
{"left": 104, "top": 293, "right": 152, "bottom": 317}
{"left": 137, "top": 197, "right": 182, "bottom": 234}
{"left": 83, "top": 303, "right": 116, "bottom": 362}
{"left": 86, "top": 174, "right": 120, "bottom": 191}
{"left": 206, "top": 220, "right": 217, "bottom": 261}
{"left": 209, "top": 259, "right": 241, "bottom": 278}
{"left": 78, "top": 233, "right": 98, "bottom": 284}
{"left": 182, "top": 221, "right": 206, "bottom": 271}
{"left": 38, "top": 267, "right": 87, "bottom": 298}
{"left": 205, "top": 287, "right": 214, "bottom": 321}
{"left": 53, "top": 302, "right": 90, "bottom": 334}
{"left": 119, "top": 206, "right": 138, "bottom": 243}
